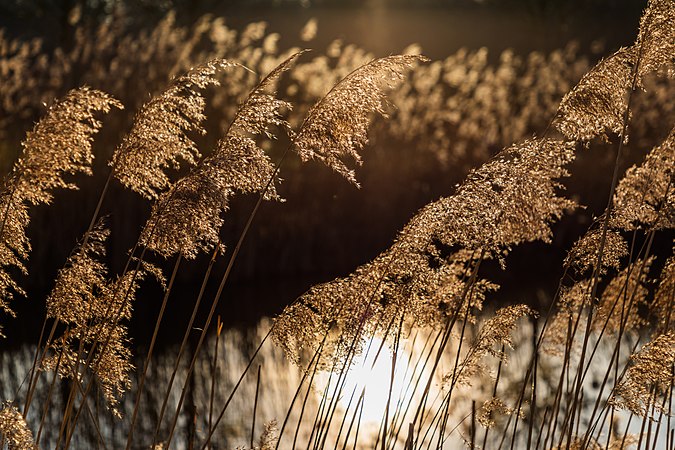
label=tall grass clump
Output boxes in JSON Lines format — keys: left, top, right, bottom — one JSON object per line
{"left": 0, "top": 0, "right": 673, "bottom": 448}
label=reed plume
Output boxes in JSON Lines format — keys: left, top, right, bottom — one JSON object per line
{"left": 566, "top": 228, "right": 628, "bottom": 275}
{"left": 554, "top": 47, "right": 635, "bottom": 142}
{"left": 651, "top": 252, "right": 675, "bottom": 333}
{"left": 140, "top": 52, "right": 301, "bottom": 258}
{"left": 452, "top": 304, "right": 534, "bottom": 385}
{"left": 611, "top": 126, "right": 674, "bottom": 231}
{"left": 293, "top": 54, "right": 427, "bottom": 185}
{"left": 112, "top": 58, "right": 238, "bottom": 200}
{"left": 275, "top": 137, "right": 575, "bottom": 368}
{"left": 635, "top": 0, "right": 675, "bottom": 82}
{"left": 0, "top": 87, "right": 120, "bottom": 335}
{"left": 477, "top": 397, "right": 517, "bottom": 429}
{"left": 42, "top": 223, "right": 161, "bottom": 416}
{"left": 433, "top": 138, "right": 576, "bottom": 257}
{"left": 555, "top": 0, "right": 673, "bottom": 143}
{"left": 0, "top": 402, "right": 36, "bottom": 449}
{"left": 543, "top": 279, "right": 593, "bottom": 354}
{"left": 611, "top": 331, "right": 675, "bottom": 416}
{"left": 593, "top": 257, "right": 653, "bottom": 334}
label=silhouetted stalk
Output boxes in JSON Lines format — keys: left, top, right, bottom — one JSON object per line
{"left": 351, "top": 392, "right": 365, "bottom": 450}
{"left": 333, "top": 383, "right": 360, "bottom": 450}
{"left": 481, "top": 344, "right": 505, "bottom": 449}
{"left": 471, "top": 400, "right": 476, "bottom": 450}
{"left": 36, "top": 332, "right": 67, "bottom": 445}
{"left": 24, "top": 319, "right": 55, "bottom": 416}
{"left": 534, "top": 406, "right": 550, "bottom": 450}
{"left": 277, "top": 341, "right": 323, "bottom": 449}
{"left": 250, "top": 365, "right": 261, "bottom": 449}
{"left": 306, "top": 370, "right": 333, "bottom": 450}
{"left": 582, "top": 232, "right": 656, "bottom": 443}
{"left": 435, "top": 386, "right": 452, "bottom": 449}
{"left": 318, "top": 314, "right": 392, "bottom": 450}
{"left": 26, "top": 157, "right": 120, "bottom": 420}
{"left": 340, "top": 391, "right": 365, "bottom": 450}
{"left": 164, "top": 151, "right": 286, "bottom": 449}
{"left": 527, "top": 320, "right": 538, "bottom": 450}
{"left": 387, "top": 330, "right": 440, "bottom": 449}
{"left": 206, "top": 317, "right": 223, "bottom": 450}
{"left": 199, "top": 327, "right": 273, "bottom": 449}
{"left": 152, "top": 243, "right": 220, "bottom": 444}
{"left": 635, "top": 389, "right": 656, "bottom": 450}
{"left": 405, "top": 422, "right": 414, "bottom": 450}
{"left": 649, "top": 386, "right": 669, "bottom": 450}
{"left": 420, "top": 279, "right": 479, "bottom": 447}
{"left": 126, "top": 255, "right": 182, "bottom": 448}
{"left": 412, "top": 253, "right": 483, "bottom": 447}
{"left": 566, "top": 36, "right": 644, "bottom": 446}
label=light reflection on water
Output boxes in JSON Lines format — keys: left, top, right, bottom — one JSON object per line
{"left": 0, "top": 318, "right": 670, "bottom": 449}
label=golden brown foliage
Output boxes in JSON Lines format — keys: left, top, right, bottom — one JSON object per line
{"left": 565, "top": 228, "right": 628, "bottom": 274}
{"left": 543, "top": 280, "right": 593, "bottom": 354}
{"left": 636, "top": 0, "right": 675, "bottom": 82}
{"left": 593, "top": 257, "right": 653, "bottom": 334}
{"left": 611, "top": 331, "right": 675, "bottom": 416}
{"left": 293, "top": 55, "right": 427, "bottom": 185}
{"left": 652, "top": 253, "right": 675, "bottom": 332}
{"left": 140, "top": 53, "right": 301, "bottom": 258}
{"left": 0, "top": 402, "right": 36, "bottom": 449}
{"left": 0, "top": 87, "right": 120, "bottom": 333}
{"left": 113, "top": 58, "right": 238, "bottom": 200}
{"left": 43, "top": 224, "right": 161, "bottom": 416}
{"left": 434, "top": 138, "right": 576, "bottom": 257}
{"left": 612, "top": 126, "right": 675, "bottom": 230}
{"left": 477, "top": 397, "right": 516, "bottom": 429}
{"left": 452, "top": 304, "right": 535, "bottom": 384}
{"left": 276, "top": 137, "right": 573, "bottom": 368}
{"left": 555, "top": 47, "right": 635, "bottom": 141}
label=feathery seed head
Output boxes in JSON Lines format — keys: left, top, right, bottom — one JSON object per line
{"left": 113, "top": 58, "right": 239, "bottom": 200}
{"left": 555, "top": 47, "right": 635, "bottom": 141}
{"left": 612, "top": 127, "right": 675, "bottom": 230}
{"left": 435, "top": 138, "right": 577, "bottom": 257}
{"left": 477, "top": 397, "right": 516, "bottom": 429}
{"left": 593, "top": 257, "right": 653, "bottom": 334}
{"left": 16, "top": 86, "right": 122, "bottom": 205}
{"left": 0, "top": 402, "right": 36, "bottom": 449}
{"left": 293, "top": 54, "right": 428, "bottom": 185}
{"left": 453, "top": 304, "right": 535, "bottom": 384}
{"left": 43, "top": 225, "right": 159, "bottom": 416}
{"left": 141, "top": 53, "right": 302, "bottom": 258}
{"left": 46, "top": 223, "right": 109, "bottom": 324}
{"left": 566, "top": 228, "right": 628, "bottom": 274}
{"left": 611, "top": 331, "right": 675, "bottom": 416}
{"left": 636, "top": 0, "right": 675, "bottom": 82}
{"left": 0, "top": 87, "right": 119, "bottom": 334}
{"left": 652, "top": 252, "right": 675, "bottom": 332}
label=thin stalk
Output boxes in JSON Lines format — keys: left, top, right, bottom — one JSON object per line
{"left": 250, "top": 365, "right": 262, "bottom": 449}
{"left": 199, "top": 328, "right": 273, "bottom": 450}
{"left": 207, "top": 317, "right": 223, "bottom": 450}
{"left": 566, "top": 36, "right": 644, "bottom": 445}
{"left": 340, "top": 391, "right": 366, "bottom": 450}
{"left": 126, "top": 255, "right": 182, "bottom": 448}
{"left": 152, "top": 244, "right": 220, "bottom": 443}
{"left": 482, "top": 344, "right": 505, "bottom": 449}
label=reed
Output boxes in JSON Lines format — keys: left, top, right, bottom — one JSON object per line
{"left": 0, "top": 0, "right": 673, "bottom": 448}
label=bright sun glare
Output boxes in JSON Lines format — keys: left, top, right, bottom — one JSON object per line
{"left": 334, "top": 336, "right": 412, "bottom": 424}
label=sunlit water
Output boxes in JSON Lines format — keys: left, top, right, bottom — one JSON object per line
{"left": 1, "top": 318, "right": 670, "bottom": 449}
